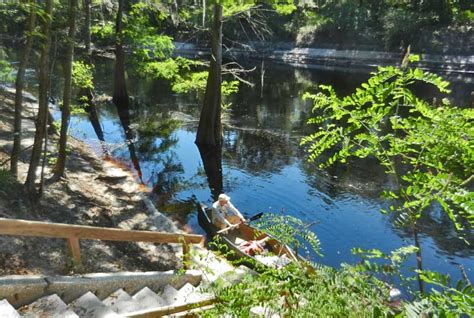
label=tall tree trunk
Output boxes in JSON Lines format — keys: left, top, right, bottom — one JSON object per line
{"left": 84, "top": 0, "right": 91, "bottom": 55}
{"left": 112, "top": 0, "right": 128, "bottom": 108}
{"left": 111, "top": 0, "right": 141, "bottom": 180}
{"left": 195, "top": 3, "right": 222, "bottom": 147}
{"left": 81, "top": 88, "right": 105, "bottom": 142}
{"left": 53, "top": 0, "right": 76, "bottom": 179}
{"left": 10, "top": 0, "right": 36, "bottom": 177}
{"left": 202, "top": 0, "right": 206, "bottom": 27}
{"left": 24, "top": 0, "right": 53, "bottom": 195}
{"left": 82, "top": 0, "right": 105, "bottom": 153}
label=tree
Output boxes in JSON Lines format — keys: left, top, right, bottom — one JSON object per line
{"left": 10, "top": 0, "right": 37, "bottom": 177}
{"left": 53, "top": 0, "right": 77, "bottom": 179}
{"left": 301, "top": 55, "right": 473, "bottom": 293}
{"left": 112, "top": 0, "right": 128, "bottom": 109}
{"left": 83, "top": 0, "right": 91, "bottom": 55}
{"left": 195, "top": 0, "right": 296, "bottom": 147}
{"left": 195, "top": 3, "right": 222, "bottom": 147}
{"left": 24, "top": 0, "right": 53, "bottom": 196}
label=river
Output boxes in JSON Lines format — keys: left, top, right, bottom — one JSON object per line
{"left": 47, "top": 58, "right": 473, "bottom": 286}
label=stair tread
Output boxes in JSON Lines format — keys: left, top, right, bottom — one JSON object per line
{"left": 0, "top": 299, "right": 20, "bottom": 318}
{"left": 19, "top": 294, "right": 78, "bottom": 318}
{"left": 69, "top": 291, "right": 119, "bottom": 318}
{"left": 102, "top": 289, "right": 142, "bottom": 314}
{"left": 132, "top": 287, "right": 167, "bottom": 309}
{"left": 161, "top": 283, "right": 207, "bottom": 305}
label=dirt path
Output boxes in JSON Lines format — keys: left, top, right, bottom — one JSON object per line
{"left": 0, "top": 87, "right": 186, "bottom": 276}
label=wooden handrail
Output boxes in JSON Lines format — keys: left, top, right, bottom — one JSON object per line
{"left": 0, "top": 217, "right": 203, "bottom": 268}
{"left": 0, "top": 218, "right": 202, "bottom": 243}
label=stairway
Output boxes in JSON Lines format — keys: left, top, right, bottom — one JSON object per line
{"left": 0, "top": 282, "right": 212, "bottom": 317}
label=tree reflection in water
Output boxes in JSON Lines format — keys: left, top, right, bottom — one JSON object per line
{"left": 81, "top": 59, "right": 473, "bottom": 275}
{"left": 113, "top": 98, "right": 143, "bottom": 183}
{"left": 196, "top": 144, "right": 223, "bottom": 201}
{"left": 223, "top": 129, "right": 294, "bottom": 175}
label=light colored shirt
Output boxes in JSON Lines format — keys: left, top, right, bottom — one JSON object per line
{"left": 211, "top": 201, "right": 243, "bottom": 226}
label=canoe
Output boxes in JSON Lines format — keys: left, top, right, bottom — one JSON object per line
{"left": 197, "top": 203, "right": 299, "bottom": 269}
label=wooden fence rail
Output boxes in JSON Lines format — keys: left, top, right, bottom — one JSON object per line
{"left": 0, "top": 218, "right": 203, "bottom": 269}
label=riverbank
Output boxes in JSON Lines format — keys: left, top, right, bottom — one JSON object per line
{"left": 0, "top": 87, "right": 185, "bottom": 276}
{"left": 174, "top": 42, "right": 474, "bottom": 77}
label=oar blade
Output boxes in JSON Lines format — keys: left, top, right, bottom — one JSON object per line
{"left": 249, "top": 212, "right": 263, "bottom": 222}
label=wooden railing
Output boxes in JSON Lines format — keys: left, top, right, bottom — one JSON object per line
{"left": 0, "top": 218, "right": 203, "bottom": 269}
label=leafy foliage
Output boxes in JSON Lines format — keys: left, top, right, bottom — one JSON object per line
{"left": 352, "top": 246, "right": 419, "bottom": 292}
{"left": 254, "top": 213, "right": 322, "bottom": 257}
{"left": 90, "top": 20, "right": 115, "bottom": 43}
{"left": 203, "top": 232, "right": 471, "bottom": 317}
{"left": 0, "top": 59, "right": 14, "bottom": 84}
{"left": 301, "top": 57, "right": 473, "bottom": 240}
{"left": 72, "top": 61, "right": 94, "bottom": 89}
{"left": 203, "top": 261, "right": 395, "bottom": 317}
{"left": 124, "top": 3, "right": 173, "bottom": 64}
{"left": 412, "top": 270, "right": 474, "bottom": 316}
{"left": 202, "top": 223, "right": 397, "bottom": 317}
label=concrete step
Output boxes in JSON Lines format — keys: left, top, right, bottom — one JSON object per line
{"left": 161, "top": 282, "right": 208, "bottom": 306}
{"left": 176, "top": 282, "right": 206, "bottom": 303}
{"left": 102, "top": 288, "right": 141, "bottom": 314}
{"left": 19, "top": 294, "right": 78, "bottom": 318}
{"left": 160, "top": 284, "right": 182, "bottom": 305}
{"left": 69, "top": 291, "right": 119, "bottom": 318}
{"left": 132, "top": 287, "right": 167, "bottom": 309}
{"left": 0, "top": 299, "right": 20, "bottom": 318}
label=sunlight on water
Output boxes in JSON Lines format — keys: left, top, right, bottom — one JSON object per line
{"left": 62, "top": 60, "right": 473, "bottom": 285}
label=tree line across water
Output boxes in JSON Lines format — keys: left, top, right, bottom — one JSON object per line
{"left": 0, "top": 1, "right": 472, "bottom": 316}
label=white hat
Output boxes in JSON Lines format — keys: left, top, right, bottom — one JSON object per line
{"left": 218, "top": 193, "right": 231, "bottom": 202}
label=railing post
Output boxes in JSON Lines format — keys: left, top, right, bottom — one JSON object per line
{"left": 67, "top": 237, "right": 81, "bottom": 265}
{"left": 182, "top": 240, "right": 190, "bottom": 270}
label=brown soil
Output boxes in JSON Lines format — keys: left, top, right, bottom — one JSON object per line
{"left": 0, "top": 87, "right": 184, "bottom": 276}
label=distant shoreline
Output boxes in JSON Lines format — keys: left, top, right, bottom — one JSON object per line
{"left": 174, "top": 42, "right": 474, "bottom": 77}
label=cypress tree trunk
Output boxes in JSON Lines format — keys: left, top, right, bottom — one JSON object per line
{"left": 10, "top": 0, "right": 36, "bottom": 177}
{"left": 25, "top": 0, "right": 53, "bottom": 195}
{"left": 53, "top": 0, "right": 76, "bottom": 179}
{"left": 195, "top": 3, "right": 222, "bottom": 147}
{"left": 84, "top": 0, "right": 91, "bottom": 55}
{"left": 82, "top": 0, "right": 105, "bottom": 151}
{"left": 112, "top": 0, "right": 128, "bottom": 108}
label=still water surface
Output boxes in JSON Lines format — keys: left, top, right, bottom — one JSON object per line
{"left": 57, "top": 59, "right": 473, "bottom": 284}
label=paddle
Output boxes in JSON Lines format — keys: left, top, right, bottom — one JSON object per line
{"left": 216, "top": 212, "right": 264, "bottom": 234}
{"left": 248, "top": 212, "right": 263, "bottom": 222}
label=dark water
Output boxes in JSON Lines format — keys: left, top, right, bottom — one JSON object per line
{"left": 53, "top": 59, "right": 473, "bottom": 285}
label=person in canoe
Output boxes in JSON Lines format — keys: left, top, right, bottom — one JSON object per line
{"left": 212, "top": 193, "right": 246, "bottom": 230}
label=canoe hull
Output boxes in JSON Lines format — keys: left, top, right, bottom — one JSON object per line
{"left": 197, "top": 203, "right": 295, "bottom": 269}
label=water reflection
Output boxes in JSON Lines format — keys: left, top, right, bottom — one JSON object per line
{"left": 113, "top": 97, "right": 143, "bottom": 183}
{"left": 197, "top": 144, "right": 223, "bottom": 201}
{"left": 62, "top": 60, "right": 473, "bottom": 282}
{"left": 223, "top": 129, "right": 294, "bottom": 175}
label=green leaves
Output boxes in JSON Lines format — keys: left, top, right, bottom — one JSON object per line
{"left": 411, "top": 270, "right": 474, "bottom": 316}
{"left": 302, "top": 56, "right": 473, "bottom": 238}
{"left": 0, "top": 59, "right": 14, "bottom": 84}
{"left": 254, "top": 213, "right": 322, "bottom": 257}
{"left": 72, "top": 61, "right": 94, "bottom": 89}
{"left": 203, "top": 252, "right": 395, "bottom": 317}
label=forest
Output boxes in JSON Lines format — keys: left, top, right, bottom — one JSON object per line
{"left": 0, "top": 0, "right": 473, "bottom": 317}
